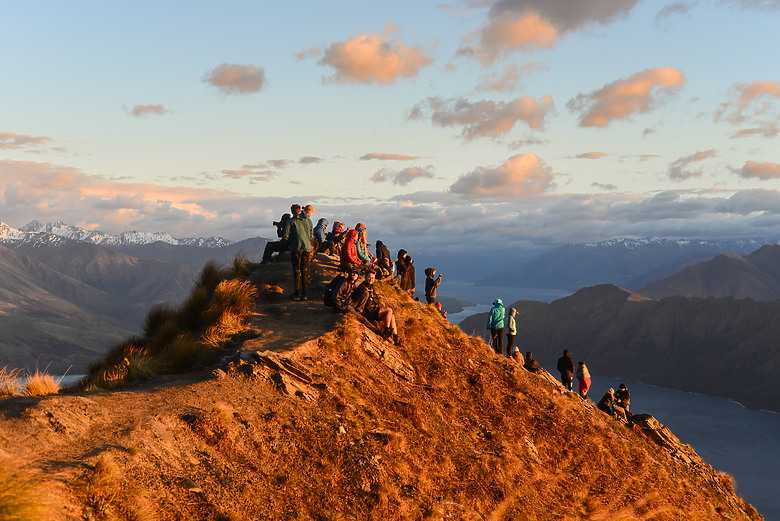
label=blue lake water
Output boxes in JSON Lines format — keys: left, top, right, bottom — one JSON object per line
{"left": 443, "top": 284, "right": 780, "bottom": 520}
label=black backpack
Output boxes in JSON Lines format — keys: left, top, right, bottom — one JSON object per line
{"left": 323, "top": 275, "right": 346, "bottom": 307}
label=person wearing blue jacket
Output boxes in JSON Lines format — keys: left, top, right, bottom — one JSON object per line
{"left": 486, "top": 299, "right": 506, "bottom": 356}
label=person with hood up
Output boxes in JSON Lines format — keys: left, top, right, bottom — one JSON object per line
{"left": 576, "top": 361, "right": 591, "bottom": 398}
{"left": 375, "top": 240, "right": 393, "bottom": 279}
{"left": 424, "top": 267, "right": 442, "bottom": 305}
{"left": 311, "top": 217, "right": 329, "bottom": 261}
{"left": 396, "top": 249, "right": 415, "bottom": 297}
{"left": 505, "top": 307, "right": 517, "bottom": 358}
{"left": 486, "top": 299, "right": 506, "bottom": 356}
{"left": 340, "top": 229, "right": 364, "bottom": 270}
{"left": 557, "top": 349, "right": 575, "bottom": 391}
{"left": 524, "top": 351, "right": 540, "bottom": 372}
{"left": 614, "top": 383, "right": 630, "bottom": 412}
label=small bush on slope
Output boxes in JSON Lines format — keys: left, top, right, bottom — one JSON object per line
{"left": 0, "top": 459, "right": 52, "bottom": 520}
{"left": 76, "top": 258, "right": 257, "bottom": 391}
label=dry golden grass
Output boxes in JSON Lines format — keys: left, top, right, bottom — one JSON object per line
{"left": 0, "top": 459, "right": 52, "bottom": 520}
{"left": 74, "top": 453, "right": 152, "bottom": 521}
{"left": 23, "top": 369, "right": 60, "bottom": 396}
{"left": 0, "top": 367, "right": 21, "bottom": 397}
{"left": 77, "top": 257, "right": 257, "bottom": 391}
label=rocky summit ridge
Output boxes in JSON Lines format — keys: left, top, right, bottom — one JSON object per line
{"left": 0, "top": 256, "right": 762, "bottom": 520}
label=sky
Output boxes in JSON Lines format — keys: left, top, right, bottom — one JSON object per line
{"left": 3, "top": 0, "right": 780, "bottom": 264}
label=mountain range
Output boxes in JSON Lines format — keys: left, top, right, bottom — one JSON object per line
{"left": 478, "top": 236, "right": 777, "bottom": 291}
{"left": 0, "top": 220, "right": 270, "bottom": 372}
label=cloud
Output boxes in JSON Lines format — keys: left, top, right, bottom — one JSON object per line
{"left": 360, "top": 153, "right": 421, "bottom": 161}
{"left": 476, "top": 62, "right": 522, "bottom": 92}
{"left": 220, "top": 168, "right": 277, "bottom": 182}
{"left": 576, "top": 152, "right": 606, "bottom": 159}
{"left": 458, "top": 0, "right": 642, "bottom": 65}
{"left": 370, "top": 166, "right": 435, "bottom": 186}
{"left": 449, "top": 152, "right": 554, "bottom": 199}
{"left": 730, "top": 124, "right": 780, "bottom": 139}
{"left": 715, "top": 81, "right": 780, "bottom": 127}
{"left": 319, "top": 26, "right": 433, "bottom": 85}
{"left": 127, "top": 104, "right": 170, "bottom": 117}
{"left": 299, "top": 156, "right": 322, "bottom": 164}
{"left": 655, "top": 1, "right": 696, "bottom": 25}
{"left": 668, "top": 149, "right": 716, "bottom": 181}
{"left": 567, "top": 67, "right": 686, "bottom": 127}
{"left": 203, "top": 63, "right": 266, "bottom": 95}
{"left": 592, "top": 182, "right": 617, "bottom": 190}
{"left": 410, "top": 95, "right": 554, "bottom": 141}
{"left": 0, "top": 132, "right": 53, "bottom": 150}
{"left": 737, "top": 161, "right": 780, "bottom": 180}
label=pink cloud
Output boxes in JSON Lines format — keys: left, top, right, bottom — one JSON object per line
{"left": 360, "top": 153, "right": 420, "bottom": 161}
{"left": 737, "top": 161, "right": 780, "bottom": 180}
{"left": 410, "top": 94, "right": 554, "bottom": 141}
{"left": 449, "top": 153, "right": 554, "bottom": 199}
{"left": 567, "top": 67, "right": 686, "bottom": 127}
{"left": 458, "top": 0, "right": 641, "bottom": 65}
{"left": 128, "top": 104, "right": 170, "bottom": 117}
{"left": 319, "top": 28, "right": 433, "bottom": 85}
{"left": 203, "top": 63, "right": 266, "bottom": 95}
{"left": 0, "top": 132, "right": 53, "bottom": 150}
{"left": 716, "top": 81, "right": 780, "bottom": 127}
{"left": 576, "top": 152, "right": 606, "bottom": 159}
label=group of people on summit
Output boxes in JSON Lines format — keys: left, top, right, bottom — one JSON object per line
{"left": 262, "top": 205, "right": 447, "bottom": 346}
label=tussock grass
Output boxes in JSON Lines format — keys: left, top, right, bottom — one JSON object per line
{"left": 0, "top": 459, "right": 52, "bottom": 520}
{"left": 74, "top": 453, "right": 152, "bottom": 521}
{"left": 23, "top": 369, "right": 60, "bottom": 396}
{"left": 0, "top": 367, "right": 21, "bottom": 397}
{"left": 77, "top": 258, "right": 257, "bottom": 391}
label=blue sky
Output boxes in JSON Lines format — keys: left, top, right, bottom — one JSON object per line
{"left": 2, "top": 0, "right": 780, "bottom": 260}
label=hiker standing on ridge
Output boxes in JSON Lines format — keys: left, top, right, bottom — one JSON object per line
{"left": 424, "top": 267, "right": 442, "bottom": 305}
{"left": 486, "top": 299, "right": 505, "bottom": 356}
{"left": 505, "top": 307, "right": 517, "bottom": 358}
{"left": 576, "top": 361, "right": 591, "bottom": 399}
{"left": 396, "top": 249, "right": 415, "bottom": 297}
{"left": 284, "top": 204, "right": 314, "bottom": 301}
{"left": 557, "top": 349, "right": 575, "bottom": 391}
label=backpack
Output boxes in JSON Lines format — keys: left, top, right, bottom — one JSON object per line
{"left": 323, "top": 275, "right": 346, "bottom": 307}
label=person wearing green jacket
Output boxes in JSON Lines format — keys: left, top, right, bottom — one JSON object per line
{"left": 486, "top": 299, "right": 505, "bottom": 356}
{"left": 284, "top": 204, "right": 314, "bottom": 301}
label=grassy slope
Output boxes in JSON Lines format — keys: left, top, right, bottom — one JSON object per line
{"left": 0, "top": 258, "right": 762, "bottom": 520}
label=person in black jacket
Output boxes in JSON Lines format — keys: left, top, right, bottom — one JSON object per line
{"left": 615, "top": 383, "right": 631, "bottom": 412}
{"left": 424, "top": 267, "right": 442, "bottom": 305}
{"left": 524, "top": 351, "right": 540, "bottom": 372}
{"left": 331, "top": 270, "right": 361, "bottom": 313}
{"left": 556, "top": 349, "right": 575, "bottom": 391}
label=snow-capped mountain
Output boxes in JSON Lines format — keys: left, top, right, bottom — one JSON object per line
{"left": 1, "top": 220, "right": 233, "bottom": 248}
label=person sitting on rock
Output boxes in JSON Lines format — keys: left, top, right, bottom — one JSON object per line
{"left": 597, "top": 388, "right": 614, "bottom": 414}
{"left": 354, "top": 223, "right": 375, "bottom": 265}
{"left": 329, "top": 269, "right": 361, "bottom": 313}
{"left": 326, "top": 222, "right": 349, "bottom": 256}
{"left": 260, "top": 211, "right": 292, "bottom": 264}
{"left": 615, "top": 383, "right": 631, "bottom": 417}
{"left": 524, "top": 351, "right": 540, "bottom": 372}
{"left": 511, "top": 346, "right": 524, "bottom": 365}
{"left": 350, "top": 270, "right": 400, "bottom": 345}
{"left": 375, "top": 240, "right": 393, "bottom": 279}
{"left": 340, "top": 229, "right": 365, "bottom": 270}
{"left": 311, "top": 217, "right": 329, "bottom": 260}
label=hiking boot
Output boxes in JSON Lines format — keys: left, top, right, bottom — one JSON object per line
{"left": 291, "top": 292, "right": 300, "bottom": 301}
{"left": 260, "top": 259, "right": 272, "bottom": 265}
{"left": 392, "top": 333, "right": 401, "bottom": 345}
{"left": 381, "top": 328, "right": 393, "bottom": 341}
{"left": 301, "top": 293, "right": 309, "bottom": 301}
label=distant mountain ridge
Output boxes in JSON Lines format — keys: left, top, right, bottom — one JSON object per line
{"left": 639, "top": 243, "right": 780, "bottom": 301}
{"left": 478, "top": 236, "right": 777, "bottom": 291}
{"left": 2, "top": 220, "right": 233, "bottom": 248}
